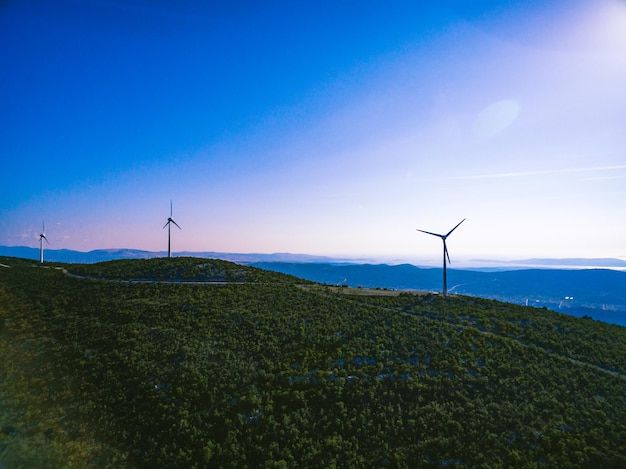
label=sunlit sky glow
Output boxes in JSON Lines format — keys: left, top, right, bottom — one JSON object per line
{"left": 1, "top": 0, "right": 625, "bottom": 263}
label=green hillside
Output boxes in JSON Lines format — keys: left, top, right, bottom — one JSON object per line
{"left": 1, "top": 256, "right": 626, "bottom": 468}
{"left": 65, "top": 256, "right": 308, "bottom": 284}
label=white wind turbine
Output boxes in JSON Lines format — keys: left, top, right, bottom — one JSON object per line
{"left": 416, "top": 219, "right": 465, "bottom": 297}
{"left": 39, "top": 221, "right": 49, "bottom": 264}
{"left": 163, "top": 201, "right": 181, "bottom": 258}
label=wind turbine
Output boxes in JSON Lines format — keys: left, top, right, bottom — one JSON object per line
{"left": 38, "top": 221, "right": 49, "bottom": 264}
{"left": 416, "top": 218, "right": 465, "bottom": 297}
{"left": 163, "top": 201, "right": 181, "bottom": 258}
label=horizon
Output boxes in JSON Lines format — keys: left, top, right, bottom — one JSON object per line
{"left": 2, "top": 1, "right": 625, "bottom": 260}
{"left": 3, "top": 244, "right": 626, "bottom": 272}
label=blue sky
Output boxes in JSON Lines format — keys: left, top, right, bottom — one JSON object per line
{"left": 2, "top": 0, "right": 625, "bottom": 263}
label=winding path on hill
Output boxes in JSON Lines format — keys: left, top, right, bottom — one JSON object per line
{"left": 52, "top": 266, "right": 248, "bottom": 285}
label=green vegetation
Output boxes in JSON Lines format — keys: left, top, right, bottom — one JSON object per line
{"left": 66, "top": 256, "right": 307, "bottom": 283}
{"left": 1, "top": 256, "right": 626, "bottom": 467}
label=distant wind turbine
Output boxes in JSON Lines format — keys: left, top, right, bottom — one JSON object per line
{"left": 416, "top": 218, "right": 465, "bottom": 297}
{"left": 39, "top": 221, "right": 49, "bottom": 264}
{"left": 163, "top": 201, "right": 181, "bottom": 258}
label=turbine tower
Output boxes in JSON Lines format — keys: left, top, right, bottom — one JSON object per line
{"left": 38, "top": 221, "right": 49, "bottom": 264}
{"left": 163, "top": 200, "right": 181, "bottom": 258}
{"left": 416, "top": 218, "right": 465, "bottom": 297}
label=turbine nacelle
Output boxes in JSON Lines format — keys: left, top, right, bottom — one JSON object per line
{"left": 416, "top": 218, "right": 466, "bottom": 296}
{"left": 164, "top": 217, "right": 181, "bottom": 230}
{"left": 164, "top": 201, "right": 181, "bottom": 258}
{"left": 39, "top": 221, "right": 49, "bottom": 263}
{"left": 416, "top": 218, "right": 465, "bottom": 264}
{"left": 39, "top": 221, "right": 49, "bottom": 243}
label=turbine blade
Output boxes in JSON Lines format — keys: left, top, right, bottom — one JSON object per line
{"left": 444, "top": 243, "right": 451, "bottom": 264}
{"left": 171, "top": 219, "right": 182, "bottom": 230}
{"left": 445, "top": 218, "right": 466, "bottom": 238}
{"left": 163, "top": 221, "right": 170, "bottom": 229}
{"left": 416, "top": 228, "right": 443, "bottom": 238}
{"left": 43, "top": 235, "right": 49, "bottom": 244}
{"left": 170, "top": 200, "right": 173, "bottom": 217}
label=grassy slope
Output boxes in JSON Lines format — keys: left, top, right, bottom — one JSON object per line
{"left": 1, "top": 256, "right": 626, "bottom": 468}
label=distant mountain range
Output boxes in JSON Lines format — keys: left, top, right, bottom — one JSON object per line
{"left": 2, "top": 245, "right": 625, "bottom": 269}
{"left": 0, "top": 246, "right": 339, "bottom": 264}
{"left": 2, "top": 245, "right": 625, "bottom": 326}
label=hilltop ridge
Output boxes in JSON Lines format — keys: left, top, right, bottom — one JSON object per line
{"left": 64, "top": 256, "right": 306, "bottom": 284}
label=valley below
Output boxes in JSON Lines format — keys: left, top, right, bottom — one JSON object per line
{"left": 250, "top": 262, "right": 626, "bottom": 326}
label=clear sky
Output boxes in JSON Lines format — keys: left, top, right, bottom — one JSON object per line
{"left": 2, "top": 0, "right": 625, "bottom": 263}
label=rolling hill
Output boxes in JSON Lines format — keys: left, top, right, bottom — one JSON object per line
{"left": 3, "top": 245, "right": 624, "bottom": 325}
{"left": 1, "top": 256, "right": 626, "bottom": 467}
{"left": 250, "top": 262, "right": 626, "bottom": 326}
